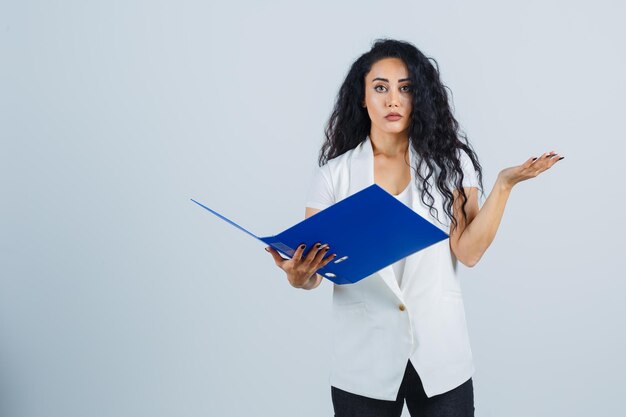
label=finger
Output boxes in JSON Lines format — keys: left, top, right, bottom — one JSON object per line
{"left": 318, "top": 252, "right": 338, "bottom": 268}
{"left": 265, "top": 247, "right": 287, "bottom": 266}
{"left": 535, "top": 152, "right": 562, "bottom": 174}
{"left": 526, "top": 156, "right": 538, "bottom": 166}
{"left": 529, "top": 150, "right": 553, "bottom": 164}
{"left": 541, "top": 151, "right": 561, "bottom": 165}
{"left": 547, "top": 151, "right": 560, "bottom": 161}
{"left": 304, "top": 242, "right": 324, "bottom": 264}
{"left": 545, "top": 151, "right": 559, "bottom": 160}
{"left": 532, "top": 151, "right": 553, "bottom": 169}
{"left": 538, "top": 151, "right": 552, "bottom": 161}
{"left": 547, "top": 153, "right": 564, "bottom": 168}
{"left": 293, "top": 243, "right": 307, "bottom": 262}
{"left": 312, "top": 244, "right": 331, "bottom": 265}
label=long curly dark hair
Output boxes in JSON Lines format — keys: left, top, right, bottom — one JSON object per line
{"left": 319, "top": 38, "right": 484, "bottom": 231}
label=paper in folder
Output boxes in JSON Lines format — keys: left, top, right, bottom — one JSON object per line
{"left": 191, "top": 184, "right": 449, "bottom": 285}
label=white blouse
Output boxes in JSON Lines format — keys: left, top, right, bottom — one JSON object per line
{"left": 391, "top": 182, "right": 412, "bottom": 287}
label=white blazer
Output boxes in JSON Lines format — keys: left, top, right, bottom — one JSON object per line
{"left": 320, "top": 136, "right": 476, "bottom": 400}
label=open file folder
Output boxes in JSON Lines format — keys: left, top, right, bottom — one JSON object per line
{"left": 191, "top": 184, "right": 449, "bottom": 285}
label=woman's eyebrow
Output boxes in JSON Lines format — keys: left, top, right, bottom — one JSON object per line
{"left": 372, "top": 77, "right": 411, "bottom": 83}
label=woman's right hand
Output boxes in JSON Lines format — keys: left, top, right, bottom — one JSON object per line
{"left": 265, "top": 243, "right": 336, "bottom": 289}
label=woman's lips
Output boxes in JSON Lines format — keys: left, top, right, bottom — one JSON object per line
{"left": 385, "top": 115, "right": 402, "bottom": 121}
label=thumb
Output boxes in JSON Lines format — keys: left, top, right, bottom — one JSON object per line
{"left": 265, "top": 246, "right": 286, "bottom": 266}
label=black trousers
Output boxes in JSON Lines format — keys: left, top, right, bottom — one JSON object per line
{"left": 331, "top": 360, "right": 474, "bottom": 417}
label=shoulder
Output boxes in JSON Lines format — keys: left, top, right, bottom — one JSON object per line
{"left": 326, "top": 145, "right": 360, "bottom": 167}
{"left": 456, "top": 147, "right": 480, "bottom": 189}
{"left": 318, "top": 144, "right": 361, "bottom": 179}
{"left": 305, "top": 145, "right": 362, "bottom": 209}
{"left": 456, "top": 147, "right": 476, "bottom": 165}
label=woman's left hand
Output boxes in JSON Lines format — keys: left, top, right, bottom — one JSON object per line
{"left": 497, "top": 151, "right": 564, "bottom": 190}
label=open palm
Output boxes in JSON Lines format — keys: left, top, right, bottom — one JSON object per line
{"left": 499, "top": 151, "right": 564, "bottom": 188}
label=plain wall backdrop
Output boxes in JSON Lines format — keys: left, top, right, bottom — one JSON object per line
{"left": 1, "top": 1, "right": 624, "bottom": 416}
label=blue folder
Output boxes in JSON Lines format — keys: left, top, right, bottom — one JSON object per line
{"left": 191, "top": 184, "right": 449, "bottom": 285}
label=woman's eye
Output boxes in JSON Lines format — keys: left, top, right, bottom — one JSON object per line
{"left": 374, "top": 85, "right": 412, "bottom": 92}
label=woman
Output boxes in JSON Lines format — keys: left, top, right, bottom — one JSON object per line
{"left": 265, "top": 39, "right": 563, "bottom": 417}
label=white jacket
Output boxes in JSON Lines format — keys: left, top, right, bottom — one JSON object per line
{"left": 310, "top": 136, "right": 477, "bottom": 400}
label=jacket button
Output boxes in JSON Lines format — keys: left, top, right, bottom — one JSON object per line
{"left": 398, "top": 303, "right": 406, "bottom": 311}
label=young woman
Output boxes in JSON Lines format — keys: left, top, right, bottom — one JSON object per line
{"left": 265, "top": 38, "right": 563, "bottom": 417}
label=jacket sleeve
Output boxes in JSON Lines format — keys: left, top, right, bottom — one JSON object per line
{"left": 458, "top": 148, "right": 480, "bottom": 189}
{"left": 304, "top": 163, "right": 335, "bottom": 210}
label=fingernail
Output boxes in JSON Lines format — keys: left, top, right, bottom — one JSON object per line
{"left": 558, "top": 156, "right": 564, "bottom": 160}
{"left": 315, "top": 243, "right": 321, "bottom": 248}
{"left": 265, "top": 247, "right": 269, "bottom": 252}
{"left": 300, "top": 244, "right": 305, "bottom": 249}
{"left": 532, "top": 157, "right": 537, "bottom": 160}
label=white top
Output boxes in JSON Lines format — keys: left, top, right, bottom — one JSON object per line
{"left": 391, "top": 182, "right": 411, "bottom": 286}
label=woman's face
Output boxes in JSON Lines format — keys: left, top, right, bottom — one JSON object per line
{"left": 363, "top": 57, "right": 413, "bottom": 137}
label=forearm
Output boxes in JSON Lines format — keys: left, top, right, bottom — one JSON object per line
{"left": 457, "top": 178, "right": 512, "bottom": 266}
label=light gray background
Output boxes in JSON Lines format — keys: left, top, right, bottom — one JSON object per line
{"left": 1, "top": 1, "right": 624, "bottom": 416}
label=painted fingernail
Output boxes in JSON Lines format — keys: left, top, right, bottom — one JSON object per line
{"left": 265, "top": 247, "right": 269, "bottom": 252}
{"left": 300, "top": 244, "right": 305, "bottom": 249}
{"left": 315, "top": 243, "right": 321, "bottom": 248}
{"left": 558, "top": 156, "right": 564, "bottom": 160}
{"left": 532, "top": 157, "right": 537, "bottom": 160}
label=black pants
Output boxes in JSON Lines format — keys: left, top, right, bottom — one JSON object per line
{"left": 331, "top": 360, "right": 474, "bottom": 417}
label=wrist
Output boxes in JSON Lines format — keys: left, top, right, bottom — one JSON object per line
{"left": 495, "top": 176, "right": 514, "bottom": 193}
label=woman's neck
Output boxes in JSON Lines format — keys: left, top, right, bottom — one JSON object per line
{"left": 369, "top": 131, "right": 410, "bottom": 158}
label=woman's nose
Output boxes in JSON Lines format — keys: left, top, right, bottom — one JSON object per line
{"left": 386, "top": 90, "right": 400, "bottom": 107}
